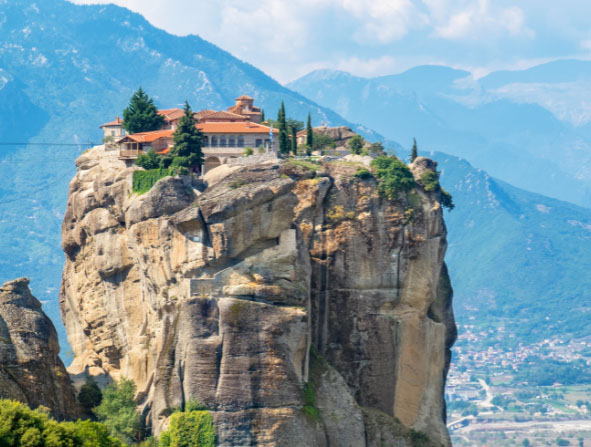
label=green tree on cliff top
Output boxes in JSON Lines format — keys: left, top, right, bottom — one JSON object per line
{"left": 277, "top": 102, "right": 290, "bottom": 155}
{"left": 410, "top": 138, "right": 418, "bottom": 162}
{"left": 122, "top": 87, "right": 165, "bottom": 134}
{"left": 170, "top": 101, "right": 204, "bottom": 169}
{"left": 306, "top": 113, "right": 314, "bottom": 148}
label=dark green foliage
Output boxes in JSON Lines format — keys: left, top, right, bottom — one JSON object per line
{"left": 512, "top": 357, "right": 591, "bottom": 386}
{"left": 122, "top": 87, "right": 165, "bottom": 134}
{"left": 169, "top": 101, "right": 203, "bottom": 168}
{"left": 78, "top": 377, "right": 102, "bottom": 412}
{"left": 135, "top": 149, "right": 161, "bottom": 170}
{"left": 260, "top": 109, "right": 265, "bottom": 122}
{"left": 419, "top": 170, "right": 455, "bottom": 210}
{"left": 420, "top": 170, "right": 440, "bottom": 192}
{"left": 290, "top": 126, "right": 298, "bottom": 155}
{"left": 370, "top": 155, "right": 416, "bottom": 199}
{"left": 132, "top": 168, "right": 176, "bottom": 194}
{"left": 302, "top": 382, "right": 319, "bottom": 420}
{"left": 306, "top": 113, "right": 313, "bottom": 148}
{"left": 311, "top": 132, "right": 334, "bottom": 150}
{"left": 184, "top": 401, "right": 208, "bottom": 412}
{"left": 409, "top": 429, "right": 430, "bottom": 447}
{"left": 410, "top": 138, "right": 418, "bottom": 162}
{"left": 158, "top": 410, "right": 215, "bottom": 447}
{"left": 348, "top": 135, "right": 364, "bottom": 155}
{"left": 94, "top": 378, "right": 140, "bottom": 444}
{"left": 301, "top": 345, "right": 325, "bottom": 421}
{"left": 286, "top": 118, "right": 304, "bottom": 133}
{"left": 0, "top": 399, "right": 123, "bottom": 447}
{"left": 354, "top": 168, "right": 372, "bottom": 179}
{"left": 277, "top": 102, "right": 290, "bottom": 155}
{"left": 440, "top": 189, "right": 454, "bottom": 210}
{"left": 370, "top": 142, "right": 384, "bottom": 154}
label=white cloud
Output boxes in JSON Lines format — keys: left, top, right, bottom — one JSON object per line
{"left": 339, "top": 0, "right": 427, "bottom": 43}
{"left": 432, "top": 0, "right": 533, "bottom": 40}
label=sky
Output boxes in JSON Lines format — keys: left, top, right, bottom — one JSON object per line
{"left": 70, "top": 0, "right": 591, "bottom": 83}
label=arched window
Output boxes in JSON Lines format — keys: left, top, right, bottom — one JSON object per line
{"left": 229, "top": 136, "right": 236, "bottom": 147}
{"left": 203, "top": 136, "right": 209, "bottom": 147}
{"left": 238, "top": 135, "right": 245, "bottom": 147}
{"left": 220, "top": 136, "right": 227, "bottom": 147}
{"left": 211, "top": 136, "right": 218, "bottom": 147}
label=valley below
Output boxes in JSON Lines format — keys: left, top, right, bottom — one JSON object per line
{"left": 448, "top": 316, "right": 591, "bottom": 446}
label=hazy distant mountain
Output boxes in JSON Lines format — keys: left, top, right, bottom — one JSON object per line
{"left": 435, "top": 151, "right": 591, "bottom": 343}
{"left": 288, "top": 64, "right": 591, "bottom": 208}
{"left": 0, "top": 0, "right": 377, "bottom": 349}
{"left": 480, "top": 59, "right": 591, "bottom": 88}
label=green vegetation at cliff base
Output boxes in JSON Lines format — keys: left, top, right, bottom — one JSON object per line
{"left": 0, "top": 399, "right": 124, "bottom": 447}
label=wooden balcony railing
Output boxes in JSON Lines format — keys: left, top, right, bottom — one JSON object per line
{"left": 119, "top": 149, "right": 143, "bottom": 159}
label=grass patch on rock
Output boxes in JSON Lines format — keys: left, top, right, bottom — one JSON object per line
{"left": 132, "top": 168, "right": 176, "bottom": 195}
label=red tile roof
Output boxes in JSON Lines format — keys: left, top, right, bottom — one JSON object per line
{"left": 199, "top": 111, "right": 247, "bottom": 122}
{"left": 100, "top": 116, "right": 123, "bottom": 128}
{"left": 156, "top": 146, "right": 172, "bottom": 155}
{"left": 198, "top": 122, "right": 277, "bottom": 134}
{"left": 195, "top": 109, "right": 216, "bottom": 119}
{"left": 158, "top": 108, "right": 184, "bottom": 122}
{"left": 118, "top": 129, "right": 174, "bottom": 143}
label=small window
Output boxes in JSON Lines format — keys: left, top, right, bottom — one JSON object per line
{"left": 111, "top": 130, "right": 116, "bottom": 136}
{"left": 238, "top": 136, "right": 244, "bottom": 147}
{"left": 211, "top": 136, "right": 218, "bottom": 147}
{"left": 220, "top": 136, "right": 227, "bottom": 147}
{"left": 229, "top": 136, "right": 236, "bottom": 147}
{"left": 203, "top": 136, "right": 209, "bottom": 147}
{"left": 255, "top": 139, "right": 262, "bottom": 147}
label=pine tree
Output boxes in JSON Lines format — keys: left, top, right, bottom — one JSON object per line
{"left": 291, "top": 126, "right": 298, "bottom": 155}
{"left": 122, "top": 87, "right": 165, "bottom": 134}
{"left": 261, "top": 109, "right": 265, "bottom": 122}
{"left": 306, "top": 113, "right": 314, "bottom": 148}
{"left": 277, "top": 101, "right": 290, "bottom": 155}
{"left": 170, "top": 101, "right": 204, "bottom": 170}
{"left": 411, "top": 138, "right": 418, "bottom": 162}
{"left": 348, "top": 135, "right": 364, "bottom": 155}
{"left": 78, "top": 377, "right": 103, "bottom": 413}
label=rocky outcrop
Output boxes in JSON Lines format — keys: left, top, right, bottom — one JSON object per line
{"left": 0, "top": 277, "right": 79, "bottom": 419}
{"left": 60, "top": 146, "right": 456, "bottom": 446}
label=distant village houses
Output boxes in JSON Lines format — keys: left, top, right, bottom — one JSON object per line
{"left": 101, "top": 95, "right": 277, "bottom": 173}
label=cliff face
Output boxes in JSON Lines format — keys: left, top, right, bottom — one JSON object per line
{"left": 60, "top": 147, "right": 456, "bottom": 446}
{"left": 0, "top": 278, "right": 79, "bottom": 419}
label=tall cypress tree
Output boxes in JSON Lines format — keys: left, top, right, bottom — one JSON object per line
{"left": 261, "top": 109, "right": 265, "bottom": 122}
{"left": 306, "top": 113, "right": 313, "bottom": 148}
{"left": 411, "top": 138, "right": 418, "bottom": 162}
{"left": 170, "top": 101, "right": 203, "bottom": 169}
{"left": 291, "top": 126, "right": 298, "bottom": 155}
{"left": 278, "top": 101, "right": 290, "bottom": 155}
{"left": 122, "top": 87, "right": 165, "bottom": 134}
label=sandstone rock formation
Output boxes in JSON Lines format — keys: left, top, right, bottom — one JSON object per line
{"left": 60, "top": 145, "right": 456, "bottom": 446}
{"left": 0, "top": 277, "right": 79, "bottom": 419}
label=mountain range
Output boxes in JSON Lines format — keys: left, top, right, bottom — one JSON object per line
{"left": 1, "top": 0, "right": 591, "bottom": 353}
